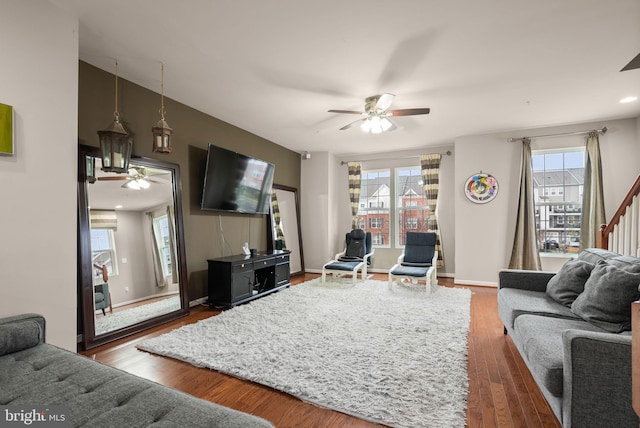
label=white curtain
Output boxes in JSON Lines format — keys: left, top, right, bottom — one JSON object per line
{"left": 147, "top": 212, "right": 167, "bottom": 288}
{"left": 509, "top": 138, "right": 542, "bottom": 270}
{"left": 580, "top": 132, "right": 606, "bottom": 248}
{"left": 166, "top": 205, "right": 178, "bottom": 284}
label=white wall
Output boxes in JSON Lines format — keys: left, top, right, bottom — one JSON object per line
{"left": 301, "top": 152, "right": 336, "bottom": 270}
{"left": 0, "top": 3, "right": 78, "bottom": 350}
{"left": 454, "top": 118, "right": 640, "bottom": 285}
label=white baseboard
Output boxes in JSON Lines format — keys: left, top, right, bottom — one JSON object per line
{"left": 190, "top": 297, "right": 208, "bottom": 307}
{"left": 111, "top": 291, "right": 180, "bottom": 309}
{"left": 453, "top": 279, "right": 498, "bottom": 287}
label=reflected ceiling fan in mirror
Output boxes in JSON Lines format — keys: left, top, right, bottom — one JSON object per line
{"left": 328, "top": 93, "right": 430, "bottom": 134}
{"left": 97, "top": 166, "right": 164, "bottom": 190}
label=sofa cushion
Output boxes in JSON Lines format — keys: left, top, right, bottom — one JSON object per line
{"left": 0, "top": 315, "right": 44, "bottom": 356}
{"left": 578, "top": 248, "right": 620, "bottom": 264}
{"left": 513, "top": 314, "right": 608, "bottom": 397}
{"left": 571, "top": 260, "right": 640, "bottom": 333}
{"left": 546, "top": 259, "right": 595, "bottom": 307}
{"left": 498, "top": 288, "right": 579, "bottom": 331}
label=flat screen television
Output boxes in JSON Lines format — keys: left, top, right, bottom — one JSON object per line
{"left": 201, "top": 144, "right": 275, "bottom": 214}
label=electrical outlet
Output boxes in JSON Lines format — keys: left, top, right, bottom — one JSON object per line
{"left": 125, "top": 287, "right": 129, "bottom": 292}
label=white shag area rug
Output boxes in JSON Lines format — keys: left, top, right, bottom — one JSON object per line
{"left": 138, "top": 279, "right": 471, "bottom": 428}
{"left": 95, "top": 295, "right": 181, "bottom": 335}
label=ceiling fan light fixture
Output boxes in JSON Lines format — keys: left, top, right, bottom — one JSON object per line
{"left": 360, "top": 116, "right": 393, "bottom": 134}
{"left": 152, "top": 62, "right": 173, "bottom": 154}
{"left": 124, "top": 180, "right": 140, "bottom": 190}
{"left": 99, "top": 60, "right": 133, "bottom": 174}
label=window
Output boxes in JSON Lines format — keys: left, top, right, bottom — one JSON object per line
{"left": 532, "top": 149, "right": 584, "bottom": 254}
{"left": 90, "top": 228, "right": 118, "bottom": 279}
{"left": 357, "top": 169, "right": 390, "bottom": 247}
{"left": 152, "top": 215, "right": 173, "bottom": 277}
{"left": 369, "top": 217, "right": 384, "bottom": 228}
{"left": 396, "top": 167, "right": 430, "bottom": 246}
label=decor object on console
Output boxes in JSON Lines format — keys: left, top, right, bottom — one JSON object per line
{"left": 464, "top": 172, "right": 498, "bottom": 203}
{"left": 389, "top": 231, "right": 438, "bottom": 293}
{"left": 152, "top": 62, "right": 173, "bottom": 153}
{"left": 98, "top": 60, "right": 133, "bottom": 174}
{"left": 0, "top": 314, "right": 274, "bottom": 427}
{"left": 138, "top": 278, "right": 471, "bottom": 428}
{"left": 321, "top": 229, "right": 373, "bottom": 284}
{"left": 498, "top": 248, "right": 640, "bottom": 427}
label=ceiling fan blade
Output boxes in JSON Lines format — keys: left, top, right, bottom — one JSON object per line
{"left": 339, "top": 118, "right": 365, "bottom": 130}
{"left": 375, "top": 93, "right": 395, "bottom": 111}
{"left": 98, "top": 176, "right": 129, "bottom": 181}
{"left": 385, "top": 119, "right": 398, "bottom": 132}
{"left": 387, "top": 108, "right": 431, "bottom": 116}
{"left": 328, "top": 109, "right": 363, "bottom": 115}
{"left": 621, "top": 52, "right": 640, "bottom": 71}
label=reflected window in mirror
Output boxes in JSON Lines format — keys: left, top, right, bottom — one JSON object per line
{"left": 91, "top": 228, "right": 118, "bottom": 279}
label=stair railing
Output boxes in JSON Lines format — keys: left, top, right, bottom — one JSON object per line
{"left": 598, "top": 175, "right": 640, "bottom": 256}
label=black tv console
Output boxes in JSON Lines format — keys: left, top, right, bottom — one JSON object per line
{"left": 207, "top": 251, "right": 290, "bottom": 307}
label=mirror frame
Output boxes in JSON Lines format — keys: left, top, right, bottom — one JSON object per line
{"left": 268, "top": 184, "right": 304, "bottom": 276}
{"left": 78, "top": 144, "right": 189, "bottom": 350}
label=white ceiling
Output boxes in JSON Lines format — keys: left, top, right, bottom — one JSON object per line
{"left": 53, "top": 0, "right": 640, "bottom": 156}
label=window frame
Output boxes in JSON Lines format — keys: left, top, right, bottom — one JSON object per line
{"left": 532, "top": 147, "right": 584, "bottom": 255}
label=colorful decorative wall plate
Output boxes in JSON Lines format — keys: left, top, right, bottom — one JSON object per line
{"left": 464, "top": 173, "right": 498, "bottom": 204}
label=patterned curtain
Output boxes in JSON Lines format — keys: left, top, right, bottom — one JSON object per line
{"left": 348, "top": 162, "right": 361, "bottom": 229}
{"left": 508, "top": 138, "right": 541, "bottom": 270}
{"left": 89, "top": 210, "right": 117, "bottom": 229}
{"left": 271, "top": 190, "right": 286, "bottom": 248}
{"left": 420, "top": 154, "right": 444, "bottom": 268}
{"left": 580, "top": 131, "right": 605, "bottom": 249}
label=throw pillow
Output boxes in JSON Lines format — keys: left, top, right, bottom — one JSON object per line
{"left": 571, "top": 260, "right": 640, "bottom": 333}
{"left": 546, "top": 259, "right": 595, "bottom": 307}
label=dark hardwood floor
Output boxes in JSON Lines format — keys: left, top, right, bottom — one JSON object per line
{"left": 81, "top": 274, "right": 560, "bottom": 427}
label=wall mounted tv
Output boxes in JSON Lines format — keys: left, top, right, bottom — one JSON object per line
{"left": 201, "top": 144, "right": 275, "bottom": 214}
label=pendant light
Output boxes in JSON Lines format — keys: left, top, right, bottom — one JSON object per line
{"left": 152, "top": 62, "right": 173, "bottom": 153}
{"left": 98, "top": 60, "right": 133, "bottom": 173}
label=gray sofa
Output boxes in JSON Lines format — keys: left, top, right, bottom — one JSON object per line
{"left": 498, "top": 248, "right": 640, "bottom": 428}
{"left": 0, "top": 313, "right": 274, "bottom": 428}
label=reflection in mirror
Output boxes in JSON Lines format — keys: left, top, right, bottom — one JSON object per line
{"left": 90, "top": 158, "right": 179, "bottom": 335}
{"left": 78, "top": 144, "right": 189, "bottom": 350}
{"left": 270, "top": 184, "right": 304, "bottom": 275}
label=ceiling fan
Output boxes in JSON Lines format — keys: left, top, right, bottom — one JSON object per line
{"left": 328, "top": 93, "right": 430, "bottom": 133}
{"left": 97, "top": 166, "right": 163, "bottom": 190}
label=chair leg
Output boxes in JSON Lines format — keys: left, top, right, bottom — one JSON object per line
{"left": 101, "top": 308, "right": 106, "bottom": 316}
{"left": 321, "top": 270, "right": 326, "bottom": 283}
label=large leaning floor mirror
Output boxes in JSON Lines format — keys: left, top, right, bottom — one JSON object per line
{"left": 269, "top": 184, "right": 304, "bottom": 276}
{"left": 78, "top": 144, "right": 189, "bottom": 350}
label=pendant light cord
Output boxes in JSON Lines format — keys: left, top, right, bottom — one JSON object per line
{"left": 160, "top": 62, "right": 166, "bottom": 120}
{"left": 114, "top": 60, "right": 120, "bottom": 122}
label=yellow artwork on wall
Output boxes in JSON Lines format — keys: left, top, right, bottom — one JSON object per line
{"left": 0, "top": 103, "right": 14, "bottom": 155}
